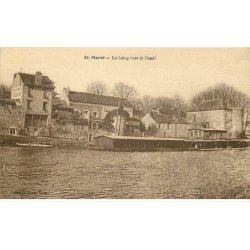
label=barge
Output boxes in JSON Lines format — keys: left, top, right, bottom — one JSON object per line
{"left": 93, "top": 135, "right": 248, "bottom": 151}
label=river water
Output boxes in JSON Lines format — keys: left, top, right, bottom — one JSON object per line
{"left": 0, "top": 147, "right": 249, "bottom": 199}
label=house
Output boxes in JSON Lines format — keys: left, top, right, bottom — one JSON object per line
{"left": 61, "top": 87, "right": 134, "bottom": 129}
{"left": 11, "top": 71, "right": 54, "bottom": 136}
{"left": 141, "top": 111, "right": 189, "bottom": 138}
{"left": 186, "top": 99, "right": 244, "bottom": 139}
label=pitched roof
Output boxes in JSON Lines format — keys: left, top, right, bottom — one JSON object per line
{"left": 16, "top": 72, "right": 54, "bottom": 89}
{"left": 188, "top": 99, "right": 229, "bottom": 112}
{"left": 52, "top": 99, "right": 68, "bottom": 107}
{"left": 150, "top": 111, "right": 188, "bottom": 124}
{"left": 68, "top": 91, "right": 134, "bottom": 108}
{"left": 133, "top": 109, "right": 145, "bottom": 117}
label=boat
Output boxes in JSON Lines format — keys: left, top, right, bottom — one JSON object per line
{"left": 238, "top": 147, "right": 246, "bottom": 151}
{"left": 16, "top": 143, "right": 53, "bottom": 148}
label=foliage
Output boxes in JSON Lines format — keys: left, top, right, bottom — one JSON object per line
{"left": 0, "top": 84, "right": 11, "bottom": 99}
{"left": 72, "top": 114, "right": 89, "bottom": 126}
{"left": 139, "top": 121, "right": 146, "bottom": 133}
{"left": 145, "top": 124, "right": 157, "bottom": 137}
{"left": 86, "top": 82, "right": 108, "bottom": 95}
{"left": 99, "top": 116, "right": 114, "bottom": 132}
{"left": 52, "top": 91, "right": 60, "bottom": 100}
{"left": 130, "top": 94, "right": 188, "bottom": 117}
{"left": 112, "top": 82, "right": 138, "bottom": 100}
{"left": 191, "top": 83, "right": 250, "bottom": 108}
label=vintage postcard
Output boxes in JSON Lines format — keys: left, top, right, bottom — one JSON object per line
{"left": 0, "top": 48, "right": 249, "bottom": 199}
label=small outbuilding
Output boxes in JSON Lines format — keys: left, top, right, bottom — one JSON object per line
{"left": 188, "top": 127, "right": 227, "bottom": 140}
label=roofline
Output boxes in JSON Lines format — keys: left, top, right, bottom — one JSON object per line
{"left": 69, "top": 100, "right": 133, "bottom": 108}
{"left": 68, "top": 91, "right": 134, "bottom": 107}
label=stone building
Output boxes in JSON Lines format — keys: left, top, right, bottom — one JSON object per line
{"left": 186, "top": 99, "right": 244, "bottom": 139}
{"left": 141, "top": 111, "right": 189, "bottom": 138}
{"left": 11, "top": 71, "right": 54, "bottom": 136}
{"left": 61, "top": 88, "right": 134, "bottom": 129}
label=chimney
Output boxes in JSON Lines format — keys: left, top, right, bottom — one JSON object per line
{"left": 35, "top": 71, "right": 42, "bottom": 85}
{"left": 64, "top": 86, "right": 70, "bottom": 95}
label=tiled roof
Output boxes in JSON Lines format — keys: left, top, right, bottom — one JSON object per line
{"left": 133, "top": 109, "right": 145, "bottom": 117}
{"left": 52, "top": 99, "right": 68, "bottom": 107}
{"left": 16, "top": 72, "right": 54, "bottom": 89}
{"left": 52, "top": 99, "right": 73, "bottom": 112}
{"left": 188, "top": 99, "right": 229, "bottom": 112}
{"left": 150, "top": 111, "right": 189, "bottom": 124}
{"left": 68, "top": 91, "right": 134, "bottom": 108}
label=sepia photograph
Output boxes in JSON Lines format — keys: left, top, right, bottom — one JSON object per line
{"left": 0, "top": 47, "right": 249, "bottom": 199}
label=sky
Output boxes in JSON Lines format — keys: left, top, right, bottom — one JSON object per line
{"left": 0, "top": 48, "right": 249, "bottom": 101}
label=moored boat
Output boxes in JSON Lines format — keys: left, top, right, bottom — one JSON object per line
{"left": 16, "top": 143, "right": 53, "bottom": 148}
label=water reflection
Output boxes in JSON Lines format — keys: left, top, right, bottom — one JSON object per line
{"left": 0, "top": 147, "right": 249, "bottom": 198}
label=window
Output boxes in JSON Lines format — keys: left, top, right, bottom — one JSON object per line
{"left": 193, "top": 114, "right": 196, "bottom": 121}
{"left": 43, "top": 102, "right": 48, "bottom": 111}
{"left": 92, "top": 111, "right": 99, "bottom": 118}
{"left": 9, "top": 127, "right": 16, "bottom": 135}
{"left": 28, "top": 89, "right": 32, "bottom": 97}
{"left": 43, "top": 91, "right": 48, "bottom": 99}
{"left": 194, "top": 130, "right": 198, "bottom": 136}
{"left": 202, "top": 122, "right": 209, "bottom": 128}
{"left": 164, "top": 132, "right": 166, "bottom": 138}
{"left": 83, "top": 110, "right": 89, "bottom": 118}
{"left": 74, "top": 109, "right": 81, "bottom": 115}
{"left": 27, "top": 100, "right": 32, "bottom": 110}
{"left": 88, "top": 134, "right": 93, "bottom": 142}
{"left": 92, "top": 122, "right": 98, "bottom": 129}
{"left": 167, "top": 124, "right": 171, "bottom": 130}
{"left": 158, "top": 123, "right": 161, "bottom": 129}
{"left": 199, "top": 131, "right": 202, "bottom": 136}
{"left": 190, "top": 131, "right": 193, "bottom": 136}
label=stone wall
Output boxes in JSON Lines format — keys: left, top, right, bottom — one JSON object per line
{"left": 0, "top": 103, "right": 22, "bottom": 135}
{"left": 50, "top": 121, "right": 111, "bottom": 142}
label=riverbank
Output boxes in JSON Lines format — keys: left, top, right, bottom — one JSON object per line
{"left": 1, "top": 134, "right": 249, "bottom": 150}
{"left": 0, "top": 135, "right": 86, "bottom": 148}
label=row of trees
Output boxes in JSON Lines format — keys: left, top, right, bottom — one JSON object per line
{"left": 86, "top": 81, "right": 249, "bottom": 112}
{"left": 86, "top": 81, "right": 138, "bottom": 100}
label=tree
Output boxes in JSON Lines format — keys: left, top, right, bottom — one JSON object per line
{"left": 112, "top": 82, "right": 138, "bottom": 100}
{"left": 87, "top": 82, "right": 108, "bottom": 95}
{"left": 0, "top": 83, "right": 11, "bottom": 99}
{"left": 191, "top": 83, "right": 249, "bottom": 108}
{"left": 52, "top": 91, "right": 60, "bottom": 100}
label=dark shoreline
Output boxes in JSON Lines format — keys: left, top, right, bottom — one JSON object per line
{"left": 0, "top": 135, "right": 86, "bottom": 148}
{"left": 1, "top": 134, "right": 249, "bottom": 150}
